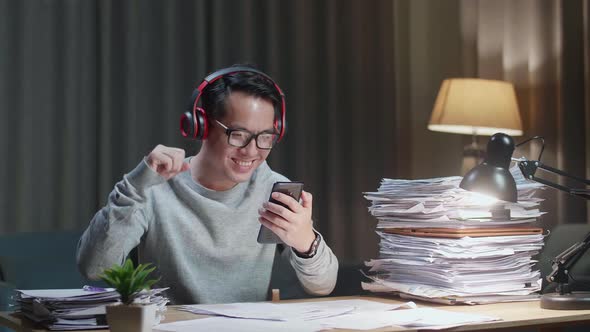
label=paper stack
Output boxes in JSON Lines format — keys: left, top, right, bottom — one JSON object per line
{"left": 14, "top": 287, "right": 169, "bottom": 330}
{"left": 362, "top": 166, "right": 547, "bottom": 304}
{"left": 14, "top": 287, "right": 119, "bottom": 330}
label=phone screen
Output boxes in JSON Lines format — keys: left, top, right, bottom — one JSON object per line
{"left": 257, "top": 181, "right": 304, "bottom": 244}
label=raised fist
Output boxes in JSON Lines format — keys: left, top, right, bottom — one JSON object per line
{"left": 146, "top": 145, "right": 190, "bottom": 180}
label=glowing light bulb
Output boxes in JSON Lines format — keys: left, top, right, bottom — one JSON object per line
{"left": 468, "top": 192, "right": 499, "bottom": 206}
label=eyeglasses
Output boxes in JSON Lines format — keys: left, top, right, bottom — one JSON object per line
{"left": 215, "top": 120, "right": 278, "bottom": 150}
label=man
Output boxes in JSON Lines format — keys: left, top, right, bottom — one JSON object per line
{"left": 77, "top": 65, "right": 339, "bottom": 304}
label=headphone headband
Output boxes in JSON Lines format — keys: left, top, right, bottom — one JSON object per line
{"left": 180, "top": 67, "right": 286, "bottom": 143}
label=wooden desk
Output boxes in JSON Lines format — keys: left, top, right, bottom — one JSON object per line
{"left": 2, "top": 295, "right": 590, "bottom": 332}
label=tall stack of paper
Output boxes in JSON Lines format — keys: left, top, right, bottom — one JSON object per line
{"left": 14, "top": 287, "right": 169, "bottom": 330}
{"left": 363, "top": 166, "right": 547, "bottom": 304}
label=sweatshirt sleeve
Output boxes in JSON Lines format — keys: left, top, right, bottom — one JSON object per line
{"left": 76, "top": 159, "right": 166, "bottom": 280}
{"left": 287, "top": 231, "right": 339, "bottom": 296}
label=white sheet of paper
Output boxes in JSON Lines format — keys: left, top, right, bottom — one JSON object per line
{"left": 179, "top": 299, "right": 415, "bottom": 322}
{"left": 16, "top": 288, "right": 116, "bottom": 299}
{"left": 179, "top": 302, "right": 354, "bottom": 321}
{"left": 318, "top": 307, "right": 499, "bottom": 330}
{"left": 155, "top": 307, "right": 499, "bottom": 332}
{"left": 154, "top": 317, "right": 321, "bottom": 332}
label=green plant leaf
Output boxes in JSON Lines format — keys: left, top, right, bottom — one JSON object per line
{"left": 98, "top": 259, "right": 160, "bottom": 304}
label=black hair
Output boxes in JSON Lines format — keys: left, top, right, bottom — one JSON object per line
{"left": 201, "top": 64, "right": 282, "bottom": 121}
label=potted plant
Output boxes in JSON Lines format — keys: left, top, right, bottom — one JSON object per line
{"left": 100, "top": 258, "right": 160, "bottom": 332}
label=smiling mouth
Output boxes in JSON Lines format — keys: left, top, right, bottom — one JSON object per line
{"left": 232, "top": 159, "right": 255, "bottom": 167}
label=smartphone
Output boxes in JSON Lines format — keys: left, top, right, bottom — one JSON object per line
{"left": 257, "top": 181, "right": 304, "bottom": 244}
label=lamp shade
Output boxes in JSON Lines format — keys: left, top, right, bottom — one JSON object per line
{"left": 429, "top": 79, "right": 523, "bottom": 136}
{"left": 459, "top": 133, "right": 518, "bottom": 202}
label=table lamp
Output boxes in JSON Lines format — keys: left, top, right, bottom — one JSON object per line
{"left": 428, "top": 79, "right": 524, "bottom": 174}
{"left": 461, "top": 132, "right": 590, "bottom": 310}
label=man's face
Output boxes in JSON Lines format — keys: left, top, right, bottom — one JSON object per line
{"left": 201, "top": 91, "right": 276, "bottom": 190}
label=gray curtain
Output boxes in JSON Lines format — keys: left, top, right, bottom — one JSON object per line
{"left": 3, "top": 0, "right": 589, "bottom": 264}
{"left": 0, "top": 0, "right": 397, "bottom": 264}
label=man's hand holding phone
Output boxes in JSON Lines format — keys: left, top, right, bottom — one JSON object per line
{"left": 258, "top": 183, "right": 316, "bottom": 253}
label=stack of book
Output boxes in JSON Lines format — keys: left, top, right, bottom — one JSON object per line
{"left": 362, "top": 167, "right": 547, "bottom": 304}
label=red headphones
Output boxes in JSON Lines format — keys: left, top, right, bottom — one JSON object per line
{"left": 180, "top": 66, "right": 286, "bottom": 142}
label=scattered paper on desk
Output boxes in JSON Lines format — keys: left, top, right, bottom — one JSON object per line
{"left": 317, "top": 307, "right": 499, "bottom": 330}
{"left": 394, "top": 308, "right": 500, "bottom": 330}
{"left": 154, "top": 317, "right": 322, "bottom": 332}
{"left": 179, "top": 302, "right": 350, "bottom": 320}
{"left": 178, "top": 299, "right": 411, "bottom": 321}
{"left": 303, "top": 299, "right": 417, "bottom": 312}
{"left": 156, "top": 305, "right": 499, "bottom": 332}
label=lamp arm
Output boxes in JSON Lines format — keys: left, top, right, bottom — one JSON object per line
{"left": 516, "top": 159, "right": 590, "bottom": 293}
{"left": 517, "top": 160, "right": 590, "bottom": 199}
{"left": 547, "top": 233, "right": 590, "bottom": 294}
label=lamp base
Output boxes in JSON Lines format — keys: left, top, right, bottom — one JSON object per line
{"left": 540, "top": 292, "right": 590, "bottom": 310}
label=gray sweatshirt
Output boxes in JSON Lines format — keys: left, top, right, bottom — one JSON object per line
{"left": 76, "top": 159, "right": 338, "bottom": 304}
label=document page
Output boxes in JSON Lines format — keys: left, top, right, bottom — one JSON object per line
{"left": 156, "top": 303, "right": 500, "bottom": 332}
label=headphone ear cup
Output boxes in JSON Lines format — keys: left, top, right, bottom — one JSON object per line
{"left": 274, "top": 116, "right": 286, "bottom": 142}
{"left": 274, "top": 118, "right": 281, "bottom": 137}
{"left": 180, "top": 111, "right": 196, "bottom": 139}
{"left": 180, "top": 107, "right": 208, "bottom": 140}
{"left": 195, "top": 107, "right": 208, "bottom": 140}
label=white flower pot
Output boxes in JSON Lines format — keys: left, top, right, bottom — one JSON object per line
{"left": 106, "top": 303, "right": 156, "bottom": 332}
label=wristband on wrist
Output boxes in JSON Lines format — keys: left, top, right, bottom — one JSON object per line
{"left": 294, "top": 231, "right": 321, "bottom": 258}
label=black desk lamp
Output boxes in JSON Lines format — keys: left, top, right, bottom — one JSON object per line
{"left": 460, "top": 132, "right": 590, "bottom": 310}
{"left": 460, "top": 133, "right": 518, "bottom": 203}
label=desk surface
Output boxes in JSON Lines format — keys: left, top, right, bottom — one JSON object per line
{"left": 2, "top": 295, "right": 590, "bottom": 332}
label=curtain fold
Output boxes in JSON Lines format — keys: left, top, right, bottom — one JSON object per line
{"left": 0, "top": 1, "right": 99, "bottom": 233}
